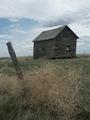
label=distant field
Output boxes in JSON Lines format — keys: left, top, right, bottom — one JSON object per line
{"left": 0, "top": 55, "right": 90, "bottom": 120}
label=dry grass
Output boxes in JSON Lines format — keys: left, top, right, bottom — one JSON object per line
{"left": 0, "top": 62, "right": 84, "bottom": 120}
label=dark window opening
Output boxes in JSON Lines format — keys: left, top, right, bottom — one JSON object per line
{"left": 42, "top": 48, "right": 45, "bottom": 51}
{"left": 62, "top": 33, "right": 67, "bottom": 37}
{"left": 66, "top": 45, "right": 71, "bottom": 52}
{"left": 54, "top": 44, "right": 59, "bottom": 50}
{"left": 37, "top": 48, "right": 39, "bottom": 52}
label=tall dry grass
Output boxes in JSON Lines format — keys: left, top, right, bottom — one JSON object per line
{"left": 0, "top": 62, "right": 83, "bottom": 120}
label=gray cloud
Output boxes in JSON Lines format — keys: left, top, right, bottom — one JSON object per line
{"left": 0, "top": 0, "right": 90, "bottom": 56}
{"left": 43, "top": 17, "right": 72, "bottom": 27}
{"left": 0, "top": 0, "right": 90, "bottom": 29}
{"left": 42, "top": 7, "right": 90, "bottom": 28}
{"left": 77, "top": 36, "right": 90, "bottom": 54}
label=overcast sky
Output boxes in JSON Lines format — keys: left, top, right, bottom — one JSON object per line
{"left": 0, "top": 0, "right": 90, "bottom": 57}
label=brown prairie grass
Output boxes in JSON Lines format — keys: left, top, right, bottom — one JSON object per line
{"left": 0, "top": 62, "right": 83, "bottom": 120}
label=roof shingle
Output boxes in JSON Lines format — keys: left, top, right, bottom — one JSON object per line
{"left": 33, "top": 25, "right": 78, "bottom": 42}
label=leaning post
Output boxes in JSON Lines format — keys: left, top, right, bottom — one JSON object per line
{"left": 6, "top": 42, "right": 24, "bottom": 80}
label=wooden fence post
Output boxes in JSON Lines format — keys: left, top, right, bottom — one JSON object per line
{"left": 6, "top": 42, "right": 24, "bottom": 80}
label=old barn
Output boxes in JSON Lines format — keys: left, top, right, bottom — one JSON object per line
{"left": 33, "top": 25, "right": 79, "bottom": 59}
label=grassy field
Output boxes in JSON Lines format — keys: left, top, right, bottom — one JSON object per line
{"left": 0, "top": 56, "right": 90, "bottom": 120}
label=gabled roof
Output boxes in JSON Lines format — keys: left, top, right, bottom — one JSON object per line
{"left": 33, "top": 25, "right": 78, "bottom": 42}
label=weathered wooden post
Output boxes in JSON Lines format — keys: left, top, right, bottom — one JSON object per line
{"left": 6, "top": 42, "right": 24, "bottom": 80}
{"left": 6, "top": 42, "right": 31, "bottom": 117}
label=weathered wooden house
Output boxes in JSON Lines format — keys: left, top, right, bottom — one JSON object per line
{"left": 33, "top": 25, "right": 79, "bottom": 59}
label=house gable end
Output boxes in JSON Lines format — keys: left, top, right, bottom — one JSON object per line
{"left": 56, "top": 25, "right": 79, "bottom": 40}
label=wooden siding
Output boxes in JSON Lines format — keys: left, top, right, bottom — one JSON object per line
{"left": 33, "top": 39, "right": 55, "bottom": 59}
